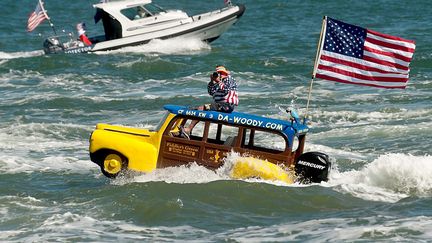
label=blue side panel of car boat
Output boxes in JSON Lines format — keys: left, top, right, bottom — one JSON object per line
{"left": 163, "top": 105, "right": 309, "bottom": 137}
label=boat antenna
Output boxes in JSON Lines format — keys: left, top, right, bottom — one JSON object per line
{"left": 305, "top": 16, "right": 327, "bottom": 121}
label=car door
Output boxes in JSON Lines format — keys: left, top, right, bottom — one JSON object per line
{"left": 235, "top": 128, "right": 293, "bottom": 167}
{"left": 200, "top": 122, "right": 239, "bottom": 168}
{"left": 157, "top": 116, "right": 204, "bottom": 168}
{"left": 158, "top": 116, "right": 240, "bottom": 169}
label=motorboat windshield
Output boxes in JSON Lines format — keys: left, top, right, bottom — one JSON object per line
{"left": 142, "top": 3, "right": 166, "bottom": 15}
{"left": 121, "top": 3, "right": 166, "bottom": 20}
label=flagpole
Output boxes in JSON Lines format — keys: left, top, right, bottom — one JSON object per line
{"left": 47, "top": 19, "right": 57, "bottom": 35}
{"left": 39, "top": 0, "right": 57, "bottom": 35}
{"left": 305, "top": 16, "right": 327, "bottom": 120}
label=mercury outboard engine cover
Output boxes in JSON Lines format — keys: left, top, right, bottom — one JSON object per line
{"left": 294, "top": 152, "right": 331, "bottom": 183}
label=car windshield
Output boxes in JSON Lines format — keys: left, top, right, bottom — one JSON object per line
{"left": 152, "top": 111, "right": 170, "bottom": 132}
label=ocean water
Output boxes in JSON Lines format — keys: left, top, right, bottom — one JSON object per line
{"left": 1, "top": 0, "right": 432, "bottom": 241}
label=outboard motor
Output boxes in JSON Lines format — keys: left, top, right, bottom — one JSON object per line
{"left": 43, "top": 37, "right": 64, "bottom": 54}
{"left": 294, "top": 152, "right": 331, "bottom": 183}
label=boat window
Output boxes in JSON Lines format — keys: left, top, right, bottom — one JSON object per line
{"left": 121, "top": 7, "right": 138, "bottom": 20}
{"left": 143, "top": 3, "right": 166, "bottom": 15}
{"left": 207, "top": 123, "right": 239, "bottom": 146}
{"left": 121, "top": 6, "right": 152, "bottom": 20}
{"left": 242, "top": 129, "right": 286, "bottom": 153}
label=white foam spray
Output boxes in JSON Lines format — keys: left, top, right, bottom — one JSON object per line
{"left": 0, "top": 122, "right": 94, "bottom": 174}
{"left": 95, "top": 37, "right": 211, "bottom": 55}
{"left": 329, "top": 153, "right": 432, "bottom": 202}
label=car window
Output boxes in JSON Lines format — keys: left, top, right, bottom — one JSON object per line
{"left": 242, "top": 129, "right": 286, "bottom": 153}
{"left": 165, "top": 117, "right": 204, "bottom": 141}
{"left": 291, "top": 135, "right": 299, "bottom": 152}
{"left": 207, "top": 123, "right": 239, "bottom": 146}
{"left": 183, "top": 119, "right": 204, "bottom": 140}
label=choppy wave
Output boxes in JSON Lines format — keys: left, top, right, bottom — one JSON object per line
{"left": 2, "top": 204, "right": 431, "bottom": 242}
{"left": 0, "top": 122, "right": 94, "bottom": 174}
{"left": 213, "top": 215, "right": 432, "bottom": 241}
{"left": 0, "top": 211, "right": 208, "bottom": 242}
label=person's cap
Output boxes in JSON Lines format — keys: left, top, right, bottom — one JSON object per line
{"left": 216, "top": 65, "right": 229, "bottom": 76}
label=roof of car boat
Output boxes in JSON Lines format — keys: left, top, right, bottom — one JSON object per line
{"left": 163, "top": 104, "right": 309, "bottom": 135}
{"left": 94, "top": 0, "right": 152, "bottom": 10}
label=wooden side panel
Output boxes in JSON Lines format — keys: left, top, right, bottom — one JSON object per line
{"left": 201, "top": 145, "right": 230, "bottom": 168}
{"left": 158, "top": 135, "right": 232, "bottom": 169}
{"left": 158, "top": 137, "right": 201, "bottom": 168}
{"left": 233, "top": 147, "right": 291, "bottom": 167}
{"left": 156, "top": 114, "right": 302, "bottom": 171}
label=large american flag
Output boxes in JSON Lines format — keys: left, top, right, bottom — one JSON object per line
{"left": 314, "top": 17, "right": 416, "bottom": 89}
{"left": 27, "top": 0, "right": 49, "bottom": 32}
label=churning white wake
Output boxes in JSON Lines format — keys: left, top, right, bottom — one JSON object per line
{"left": 329, "top": 153, "right": 432, "bottom": 202}
{"left": 119, "top": 151, "right": 432, "bottom": 202}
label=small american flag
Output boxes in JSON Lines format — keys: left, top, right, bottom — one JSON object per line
{"left": 27, "top": 0, "right": 49, "bottom": 32}
{"left": 314, "top": 17, "right": 416, "bottom": 89}
{"left": 226, "top": 90, "right": 239, "bottom": 105}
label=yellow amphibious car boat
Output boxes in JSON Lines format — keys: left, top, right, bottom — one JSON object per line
{"left": 89, "top": 105, "right": 331, "bottom": 183}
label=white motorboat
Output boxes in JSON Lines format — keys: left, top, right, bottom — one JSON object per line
{"left": 43, "top": 0, "right": 245, "bottom": 54}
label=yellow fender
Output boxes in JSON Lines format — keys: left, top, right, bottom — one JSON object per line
{"left": 90, "top": 126, "right": 159, "bottom": 173}
{"left": 231, "top": 157, "right": 294, "bottom": 184}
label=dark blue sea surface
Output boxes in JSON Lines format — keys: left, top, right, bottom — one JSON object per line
{"left": 1, "top": 0, "right": 432, "bottom": 241}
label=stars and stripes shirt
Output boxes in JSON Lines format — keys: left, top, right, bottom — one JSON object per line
{"left": 207, "top": 75, "right": 239, "bottom": 105}
{"left": 315, "top": 17, "right": 416, "bottom": 89}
